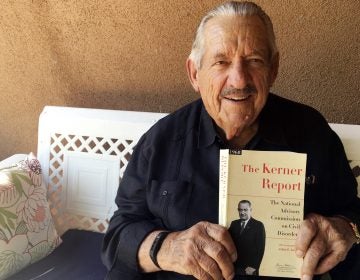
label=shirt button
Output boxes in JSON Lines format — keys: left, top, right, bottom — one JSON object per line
{"left": 162, "top": 190, "right": 168, "bottom": 196}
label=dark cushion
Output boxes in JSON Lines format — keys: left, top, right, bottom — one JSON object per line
{"left": 8, "top": 229, "right": 107, "bottom": 280}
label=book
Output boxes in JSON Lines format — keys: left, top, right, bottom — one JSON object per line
{"left": 219, "top": 149, "right": 307, "bottom": 278}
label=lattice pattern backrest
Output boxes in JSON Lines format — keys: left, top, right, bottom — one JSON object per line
{"left": 37, "top": 106, "right": 167, "bottom": 235}
{"left": 50, "top": 133, "right": 135, "bottom": 177}
{"left": 48, "top": 134, "right": 136, "bottom": 234}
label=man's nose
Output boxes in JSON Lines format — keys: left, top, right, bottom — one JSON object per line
{"left": 227, "top": 60, "right": 249, "bottom": 89}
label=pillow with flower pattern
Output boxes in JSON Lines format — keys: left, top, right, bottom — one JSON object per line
{"left": 0, "top": 153, "right": 61, "bottom": 279}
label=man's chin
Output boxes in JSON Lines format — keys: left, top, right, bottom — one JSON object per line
{"left": 223, "top": 122, "right": 253, "bottom": 141}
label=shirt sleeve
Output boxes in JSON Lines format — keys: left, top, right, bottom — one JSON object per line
{"left": 329, "top": 130, "right": 360, "bottom": 226}
{"left": 101, "top": 134, "right": 163, "bottom": 273}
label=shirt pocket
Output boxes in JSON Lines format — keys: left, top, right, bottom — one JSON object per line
{"left": 304, "top": 169, "right": 331, "bottom": 215}
{"left": 147, "top": 180, "right": 193, "bottom": 231}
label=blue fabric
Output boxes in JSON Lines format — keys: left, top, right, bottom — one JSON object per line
{"left": 8, "top": 229, "right": 106, "bottom": 280}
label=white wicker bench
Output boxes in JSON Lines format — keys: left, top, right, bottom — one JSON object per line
{"left": 37, "top": 109, "right": 360, "bottom": 231}
{"left": 1, "top": 106, "right": 166, "bottom": 280}
{"left": 31, "top": 108, "right": 360, "bottom": 234}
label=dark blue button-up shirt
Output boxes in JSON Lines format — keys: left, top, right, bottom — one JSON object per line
{"left": 102, "top": 94, "right": 359, "bottom": 280}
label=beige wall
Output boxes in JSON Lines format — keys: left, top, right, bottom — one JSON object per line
{"left": 1, "top": 0, "right": 359, "bottom": 159}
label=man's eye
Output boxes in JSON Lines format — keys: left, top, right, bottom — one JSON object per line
{"left": 214, "top": 60, "right": 228, "bottom": 65}
{"left": 247, "top": 58, "right": 265, "bottom": 65}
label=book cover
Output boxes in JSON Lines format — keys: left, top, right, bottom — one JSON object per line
{"left": 219, "top": 149, "right": 307, "bottom": 278}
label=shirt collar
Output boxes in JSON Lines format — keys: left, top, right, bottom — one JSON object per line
{"left": 257, "top": 94, "right": 289, "bottom": 147}
{"left": 198, "top": 103, "right": 220, "bottom": 148}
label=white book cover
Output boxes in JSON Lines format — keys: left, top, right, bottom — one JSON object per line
{"left": 219, "top": 149, "right": 306, "bottom": 278}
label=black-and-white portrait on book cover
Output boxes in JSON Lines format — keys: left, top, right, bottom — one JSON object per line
{"left": 229, "top": 200, "right": 266, "bottom": 276}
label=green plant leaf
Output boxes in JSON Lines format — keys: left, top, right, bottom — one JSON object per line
{"left": 0, "top": 208, "right": 17, "bottom": 220}
{"left": 7, "top": 218, "right": 15, "bottom": 230}
{"left": 0, "top": 229, "right": 8, "bottom": 242}
{"left": 50, "top": 236, "right": 61, "bottom": 251}
{"left": 10, "top": 173, "right": 24, "bottom": 196}
{"left": 28, "top": 241, "right": 50, "bottom": 263}
{"left": 0, "top": 250, "right": 30, "bottom": 278}
{"left": 15, "top": 221, "right": 28, "bottom": 235}
{"left": 0, "top": 214, "right": 7, "bottom": 228}
{"left": 16, "top": 173, "right": 32, "bottom": 185}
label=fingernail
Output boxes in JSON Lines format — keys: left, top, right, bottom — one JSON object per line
{"left": 302, "top": 275, "right": 312, "bottom": 280}
{"left": 296, "top": 250, "right": 304, "bottom": 258}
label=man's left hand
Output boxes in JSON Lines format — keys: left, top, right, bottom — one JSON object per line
{"left": 295, "top": 213, "right": 357, "bottom": 280}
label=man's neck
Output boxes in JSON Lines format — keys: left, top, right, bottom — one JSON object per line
{"left": 217, "top": 122, "right": 259, "bottom": 149}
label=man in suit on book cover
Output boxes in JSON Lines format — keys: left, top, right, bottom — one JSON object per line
{"left": 229, "top": 200, "right": 266, "bottom": 276}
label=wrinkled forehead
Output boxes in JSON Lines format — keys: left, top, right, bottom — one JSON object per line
{"left": 203, "top": 15, "right": 271, "bottom": 57}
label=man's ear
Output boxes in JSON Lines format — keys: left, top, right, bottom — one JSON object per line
{"left": 186, "top": 58, "right": 200, "bottom": 92}
{"left": 269, "top": 52, "right": 279, "bottom": 87}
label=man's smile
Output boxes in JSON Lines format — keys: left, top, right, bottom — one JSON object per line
{"left": 224, "top": 94, "right": 252, "bottom": 102}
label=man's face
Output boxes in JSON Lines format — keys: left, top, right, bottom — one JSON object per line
{"left": 187, "top": 15, "right": 278, "bottom": 142}
{"left": 238, "top": 202, "right": 252, "bottom": 220}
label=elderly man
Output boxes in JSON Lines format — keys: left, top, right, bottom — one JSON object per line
{"left": 102, "top": 1, "right": 360, "bottom": 280}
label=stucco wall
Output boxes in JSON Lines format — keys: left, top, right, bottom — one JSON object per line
{"left": 1, "top": 0, "right": 359, "bottom": 159}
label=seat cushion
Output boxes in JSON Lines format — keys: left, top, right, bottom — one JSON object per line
{"left": 8, "top": 229, "right": 106, "bottom": 280}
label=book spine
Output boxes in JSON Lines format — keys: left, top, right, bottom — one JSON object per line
{"left": 219, "top": 149, "right": 229, "bottom": 227}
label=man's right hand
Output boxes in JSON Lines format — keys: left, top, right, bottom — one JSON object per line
{"left": 154, "top": 221, "right": 237, "bottom": 280}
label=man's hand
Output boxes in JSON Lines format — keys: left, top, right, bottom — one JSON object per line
{"left": 157, "top": 221, "right": 237, "bottom": 280}
{"left": 295, "top": 213, "right": 357, "bottom": 280}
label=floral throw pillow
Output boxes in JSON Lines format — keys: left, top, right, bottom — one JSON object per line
{"left": 0, "top": 153, "right": 61, "bottom": 279}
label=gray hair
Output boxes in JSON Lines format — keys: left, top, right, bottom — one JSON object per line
{"left": 239, "top": 200, "right": 252, "bottom": 207}
{"left": 189, "top": 1, "right": 278, "bottom": 69}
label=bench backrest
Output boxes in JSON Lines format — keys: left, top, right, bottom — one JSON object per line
{"left": 37, "top": 106, "right": 166, "bottom": 235}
